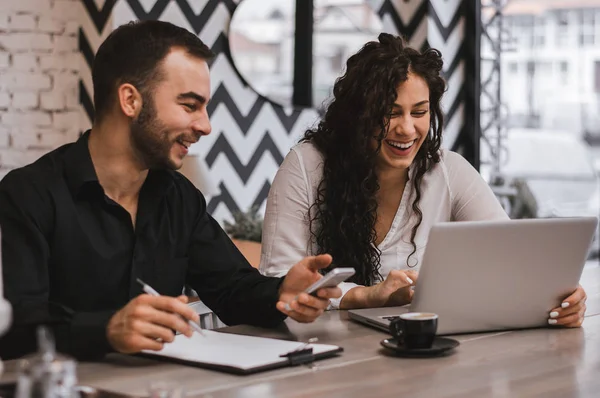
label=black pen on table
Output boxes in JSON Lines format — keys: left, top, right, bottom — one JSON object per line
{"left": 136, "top": 278, "right": 205, "bottom": 337}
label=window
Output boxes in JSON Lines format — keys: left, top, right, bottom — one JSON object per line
{"left": 556, "top": 10, "right": 570, "bottom": 47}
{"left": 579, "top": 9, "right": 596, "bottom": 46}
{"left": 481, "top": 2, "right": 600, "bottom": 265}
{"left": 595, "top": 61, "right": 600, "bottom": 93}
{"left": 533, "top": 16, "right": 545, "bottom": 47}
{"left": 559, "top": 61, "right": 569, "bottom": 85}
{"left": 228, "top": 0, "right": 383, "bottom": 108}
{"left": 513, "top": 14, "right": 534, "bottom": 48}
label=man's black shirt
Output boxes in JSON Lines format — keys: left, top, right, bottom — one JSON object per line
{"left": 0, "top": 131, "right": 285, "bottom": 359}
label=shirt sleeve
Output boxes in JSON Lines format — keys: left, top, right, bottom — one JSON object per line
{"left": 445, "top": 151, "right": 510, "bottom": 221}
{"left": 0, "top": 172, "right": 115, "bottom": 360}
{"left": 186, "top": 190, "right": 286, "bottom": 328}
{"left": 259, "top": 149, "right": 313, "bottom": 277}
{"left": 327, "top": 281, "right": 360, "bottom": 309}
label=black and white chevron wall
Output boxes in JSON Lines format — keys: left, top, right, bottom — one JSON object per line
{"left": 79, "top": 0, "right": 476, "bottom": 223}
{"left": 79, "top": 0, "right": 117, "bottom": 130}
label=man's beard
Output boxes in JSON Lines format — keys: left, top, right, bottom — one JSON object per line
{"left": 130, "top": 94, "right": 178, "bottom": 170}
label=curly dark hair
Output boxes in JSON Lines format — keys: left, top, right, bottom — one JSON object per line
{"left": 303, "top": 33, "right": 446, "bottom": 286}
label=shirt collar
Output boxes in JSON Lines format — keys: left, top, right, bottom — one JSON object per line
{"left": 63, "top": 130, "right": 99, "bottom": 198}
{"left": 63, "top": 130, "right": 175, "bottom": 200}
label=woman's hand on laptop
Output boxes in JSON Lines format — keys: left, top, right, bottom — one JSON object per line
{"left": 380, "top": 270, "right": 418, "bottom": 307}
{"left": 340, "top": 270, "right": 417, "bottom": 309}
{"left": 548, "top": 285, "right": 587, "bottom": 328}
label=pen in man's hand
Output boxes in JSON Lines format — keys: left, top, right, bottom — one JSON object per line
{"left": 136, "top": 278, "right": 205, "bottom": 336}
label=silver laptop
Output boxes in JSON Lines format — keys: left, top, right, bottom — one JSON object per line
{"left": 348, "top": 217, "right": 598, "bottom": 335}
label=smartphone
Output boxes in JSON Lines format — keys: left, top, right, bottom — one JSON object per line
{"left": 305, "top": 267, "right": 356, "bottom": 296}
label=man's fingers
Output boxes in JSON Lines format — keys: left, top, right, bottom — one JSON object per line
{"left": 115, "top": 333, "right": 165, "bottom": 354}
{"left": 305, "top": 254, "right": 333, "bottom": 272}
{"left": 133, "top": 321, "right": 176, "bottom": 343}
{"left": 276, "top": 301, "right": 321, "bottom": 323}
{"left": 142, "top": 308, "right": 192, "bottom": 336}
{"left": 279, "top": 293, "right": 328, "bottom": 320}
{"left": 290, "top": 299, "right": 323, "bottom": 319}
{"left": 143, "top": 295, "right": 199, "bottom": 323}
{"left": 296, "top": 292, "right": 330, "bottom": 311}
{"left": 276, "top": 300, "right": 291, "bottom": 315}
{"left": 133, "top": 336, "right": 165, "bottom": 352}
{"left": 316, "top": 287, "right": 342, "bottom": 299}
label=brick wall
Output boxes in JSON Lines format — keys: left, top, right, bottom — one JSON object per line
{"left": 0, "top": 0, "right": 83, "bottom": 179}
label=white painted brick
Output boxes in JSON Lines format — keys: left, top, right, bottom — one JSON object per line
{"left": 0, "top": 92, "right": 10, "bottom": 109}
{"left": 0, "top": 52, "right": 9, "bottom": 68}
{"left": 10, "top": 128, "right": 68, "bottom": 150}
{"left": 65, "top": 85, "right": 80, "bottom": 108}
{"left": 50, "top": 1, "right": 84, "bottom": 22}
{"left": 12, "top": 92, "right": 39, "bottom": 109}
{"left": 39, "top": 52, "right": 78, "bottom": 70}
{"left": 0, "top": 149, "right": 23, "bottom": 168}
{"left": 52, "top": 111, "right": 79, "bottom": 130}
{"left": 0, "top": 14, "right": 9, "bottom": 30}
{"left": 0, "top": 33, "right": 53, "bottom": 52}
{"left": 0, "top": 0, "right": 82, "bottom": 176}
{"left": 11, "top": 53, "right": 38, "bottom": 70}
{"left": 2, "top": 111, "right": 52, "bottom": 127}
{"left": 65, "top": 126, "right": 81, "bottom": 142}
{"left": 8, "top": 129, "right": 34, "bottom": 150}
{"left": 3, "top": 72, "right": 52, "bottom": 91}
{"left": 37, "top": 17, "right": 66, "bottom": 34}
{"left": 35, "top": 131, "right": 69, "bottom": 150}
{"left": 40, "top": 90, "right": 65, "bottom": 110}
{"left": 9, "top": 14, "right": 37, "bottom": 31}
{"left": 0, "top": 169, "right": 10, "bottom": 181}
{"left": 65, "top": 21, "right": 79, "bottom": 35}
{"left": 52, "top": 72, "right": 79, "bottom": 108}
{"left": 53, "top": 72, "right": 77, "bottom": 91}
{"left": 0, "top": 128, "right": 9, "bottom": 148}
{"left": 0, "top": 148, "right": 49, "bottom": 168}
{"left": 52, "top": 35, "right": 77, "bottom": 53}
{"left": 0, "top": 0, "right": 52, "bottom": 14}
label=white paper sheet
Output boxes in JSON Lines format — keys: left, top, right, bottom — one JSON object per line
{"left": 142, "top": 330, "right": 340, "bottom": 371}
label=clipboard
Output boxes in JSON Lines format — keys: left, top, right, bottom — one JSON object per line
{"left": 140, "top": 330, "right": 343, "bottom": 375}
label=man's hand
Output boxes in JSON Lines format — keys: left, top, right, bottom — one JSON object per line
{"left": 548, "top": 285, "right": 587, "bottom": 328}
{"left": 106, "top": 294, "right": 200, "bottom": 353}
{"left": 276, "top": 254, "right": 342, "bottom": 323}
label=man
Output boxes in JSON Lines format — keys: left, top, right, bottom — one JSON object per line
{"left": 0, "top": 20, "right": 341, "bottom": 360}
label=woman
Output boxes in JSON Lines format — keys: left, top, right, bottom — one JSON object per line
{"left": 262, "top": 34, "right": 586, "bottom": 327}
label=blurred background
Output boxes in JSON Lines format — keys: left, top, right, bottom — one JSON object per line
{"left": 0, "top": 0, "right": 598, "bottom": 265}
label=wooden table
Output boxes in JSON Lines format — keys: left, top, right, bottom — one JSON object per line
{"left": 2, "top": 266, "right": 599, "bottom": 397}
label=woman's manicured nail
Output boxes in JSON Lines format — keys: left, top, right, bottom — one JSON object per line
{"left": 285, "top": 303, "right": 292, "bottom": 312}
{"left": 549, "top": 311, "right": 559, "bottom": 318}
{"left": 562, "top": 302, "right": 570, "bottom": 309}
{"left": 548, "top": 319, "right": 558, "bottom": 325}
{"left": 406, "top": 277, "right": 414, "bottom": 284}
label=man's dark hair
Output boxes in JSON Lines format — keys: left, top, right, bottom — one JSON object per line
{"left": 92, "top": 20, "right": 214, "bottom": 122}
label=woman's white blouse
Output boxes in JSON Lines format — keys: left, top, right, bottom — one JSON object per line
{"left": 259, "top": 141, "right": 509, "bottom": 308}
